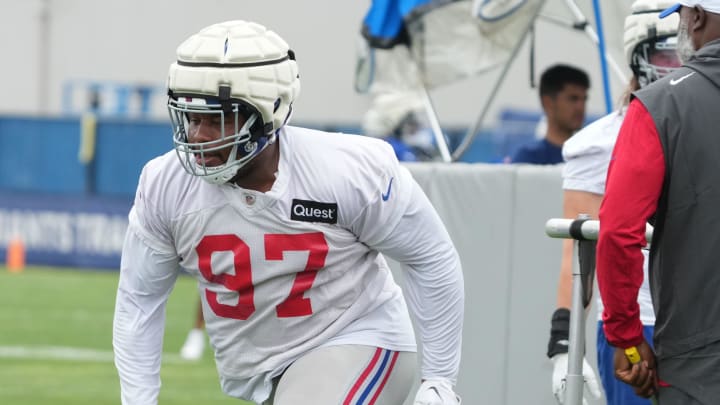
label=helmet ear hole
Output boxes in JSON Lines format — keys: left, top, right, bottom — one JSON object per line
{"left": 249, "top": 117, "right": 266, "bottom": 141}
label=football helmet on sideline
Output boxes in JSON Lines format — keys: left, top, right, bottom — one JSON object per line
{"left": 624, "top": 0, "right": 681, "bottom": 87}
{"left": 167, "top": 20, "right": 301, "bottom": 184}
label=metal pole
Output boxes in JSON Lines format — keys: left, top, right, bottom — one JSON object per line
{"left": 591, "top": 0, "right": 613, "bottom": 113}
{"left": 564, "top": 214, "right": 590, "bottom": 405}
{"left": 561, "top": 0, "right": 616, "bottom": 112}
{"left": 419, "top": 83, "right": 453, "bottom": 162}
{"left": 547, "top": 216, "right": 655, "bottom": 405}
{"left": 545, "top": 218, "right": 654, "bottom": 242}
{"left": 407, "top": 53, "right": 453, "bottom": 162}
{"left": 536, "top": 13, "right": 627, "bottom": 85}
{"left": 452, "top": 0, "right": 548, "bottom": 162}
{"left": 38, "top": 0, "right": 51, "bottom": 114}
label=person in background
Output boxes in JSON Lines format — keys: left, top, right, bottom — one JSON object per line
{"left": 546, "top": 2, "right": 681, "bottom": 404}
{"left": 362, "top": 91, "right": 439, "bottom": 162}
{"left": 112, "top": 20, "right": 464, "bottom": 405}
{"left": 511, "top": 64, "right": 590, "bottom": 164}
{"left": 179, "top": 300, "right": 206, "bottom": 361}
{"left": 598, "top": 1, "right": 720, "bottom": 403}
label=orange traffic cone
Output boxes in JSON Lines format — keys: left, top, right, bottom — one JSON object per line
{"left": 6, "top": 237, "right": 25, "bottom": 273}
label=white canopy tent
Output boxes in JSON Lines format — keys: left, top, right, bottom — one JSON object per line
{"left": 359, "top": 0, "right": 634, "bottom": 162}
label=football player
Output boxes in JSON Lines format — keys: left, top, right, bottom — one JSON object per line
{"left": 113, "top": 20, "right": 464, "bottom": 405}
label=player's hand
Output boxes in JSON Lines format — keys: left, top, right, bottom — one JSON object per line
{"left": 413, "top": 378, "right": 461, "bottom": 405}
{"left": 613, "top": 340, "right": 657, "bottom": 398}
{"left": 551, "top": 353, "right": 602, "bottom": 405}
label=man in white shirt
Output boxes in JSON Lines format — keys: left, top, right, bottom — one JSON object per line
{"left": 112, "top": 20, "right": 464, "bottom": 405}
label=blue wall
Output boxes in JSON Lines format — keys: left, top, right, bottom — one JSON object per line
{"left": 0, "top": 117, "right": 85, "bottom": 193}
{"left": 0, "top": 115, "right": 172, "bottom": 196}
{"left": 0, "top": 113, "right": 538, "bottom": 269}
{"left": 0, "top": 115, "right": 171, "bottom": 269}
{"left": 0, "top": 115, "right": 518, "bottom": 198}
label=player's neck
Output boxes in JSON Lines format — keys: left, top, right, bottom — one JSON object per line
{"left": 545, "top": 125, "right": 572, "bottom": 147}
{"left": 231, "top": 140, "right": 280, "bottom": 192}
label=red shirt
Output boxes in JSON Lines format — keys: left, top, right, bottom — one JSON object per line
{"left": 597, "top": 98, "right": 665, "bottom": 348}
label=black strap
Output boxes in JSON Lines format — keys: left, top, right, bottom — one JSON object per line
{"left": 569, "top": 218, "right": 589, "bottom": 240}
{"left": 547, "top": 308, "right": 570, "bottom": 358}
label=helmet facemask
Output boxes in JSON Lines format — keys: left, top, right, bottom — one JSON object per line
{"left": 168, "top": 95, "right": 273, "bottom": 185}
{"left": 623, "top": 1, "right": 681, "bottom": 88}
{"left": 631, "top": 35, "right": 682, "bottom": 87}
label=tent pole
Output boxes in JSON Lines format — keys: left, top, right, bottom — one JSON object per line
{"left": 407, "top": 54, "right": 453, "bottom": 162}
{"left": 562, "top": 0, "right": 615, "bottom": 113}
{"left": 452, "top": 0, "right": 548, "bottom": 162}
{"left": 418, "top": 82, "right": 453, "bottom": 162}
{"left": 591, "top": 0, "right": 613, "bottom": 113}
{"left": 536, "top": 12, "right": 627, "bottom": 86}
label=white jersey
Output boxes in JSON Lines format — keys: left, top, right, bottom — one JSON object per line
{"left": 562, "top": 110, "right": 654, "bottom": 325}
{"left": 113, "top": 126, "right": 464, "bottom": 404}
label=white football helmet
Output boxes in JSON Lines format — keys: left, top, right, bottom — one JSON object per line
{"left": 167, "top": 20, "right": 300, "bottom": 184}
{"left": 624, "top": 0, "right": 681, "bottom": 87}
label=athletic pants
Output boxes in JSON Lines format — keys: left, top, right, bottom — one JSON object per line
{"left": 264, "top": 344, "right": 416, "bottom": 405}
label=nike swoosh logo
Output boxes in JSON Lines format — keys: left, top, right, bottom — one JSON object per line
{"left": 381, "top": 177, "right": 394, "bottom": 201}
{"left": 670, "top": 72, "right": 694, "bottom": 85}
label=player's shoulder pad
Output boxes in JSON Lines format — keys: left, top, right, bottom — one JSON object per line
{"left": 563, "top": 111, "right": 623, "bottom": 162}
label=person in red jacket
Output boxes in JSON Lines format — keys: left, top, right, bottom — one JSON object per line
{"left": 597, "top": 1, "right": 720, "bottom": 403}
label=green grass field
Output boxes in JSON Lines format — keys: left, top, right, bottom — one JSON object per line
{"left": 0, "top": 265, "right": 250, "bottom": 404}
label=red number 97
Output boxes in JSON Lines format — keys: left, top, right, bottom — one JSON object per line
{"left": 196, "top": 232, "right": 328, "bottom": 320}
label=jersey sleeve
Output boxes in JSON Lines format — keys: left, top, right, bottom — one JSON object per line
{"left": 561, "top": 112, "right": 622, "bottom": 195}
{"left": 129, "top": 161, "right": 177, "bottom": 254}
{"left": 345, "top": 140, "right": 414, "bottom": 245}
{"left": 349, "top": 145, "right": 464, "bottom": 383}
{"left": 113, "top": 162, "right": 181, "bottom": 405}
{"left": 597, "top": 100, "right": 665, "bottom": 348}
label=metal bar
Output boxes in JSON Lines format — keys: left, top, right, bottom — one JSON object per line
{"left": 591, "top": 0, "right": 613, "bottom": 113}
{"left": 545, "top": 218, "right": 654, "bottom": 242}
{"left": 419, "top": 84, "right": 453, "bottom": 162}
{"left": 407, "top": 52, "right": 452, "bottom": 162}
{"left": 561, "top": 0, "right": 622, "bottom": 110}
{"left": 559, "top": 214, "right": 598, "bottom": 405}
{"left": 535, "top": 13, "right": 628, "bottom": 85}
{"left": 565, "top": 238, "right": 589, "bottom": 405}
{"left": 451, "top": 0, "right": 548, "bottom": 162}
{"left": 38, "top": 0, "right": 51, "bottom": 114}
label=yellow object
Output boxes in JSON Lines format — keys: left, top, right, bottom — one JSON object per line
{"left": 78, "top": 112, "right": 97, "bottom": 164}
{"left": 625, "top": 346, "right": 641, "bottom": 364}
{"left": 6, "top": 238, "right": 26, "bottom": 273}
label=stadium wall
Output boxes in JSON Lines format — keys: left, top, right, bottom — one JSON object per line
{"left": 395, "top": 163, "right": 602, "bottom": 405}
{"left": 3, "top": 0, "right": 631, "bottom": 127}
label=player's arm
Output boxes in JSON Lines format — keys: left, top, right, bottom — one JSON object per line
{"left": 389, "top": 177, "right": 463, "bottom": 381}
{"left": 548, "top": 189, "right": 602, "bottom": 359}
{"left": 597, "top": 99, "right": 664, "bottom": 348}
{"left": 556, "top": 190, "right": 602, "bottom": 309}
{"left": 551, "top": 118, "right": 611, "bottom": 341}
{"left": 377, "top": 176, "right": 463, "bottom": 405}
{"left": 348, "top": 141, "right": 462, "bottom": 403}
{"left": 356, "top": 165, "right": 463, "bottom": 381}
{"left": 113, "top": 210, "right": 180, "bottom": 405}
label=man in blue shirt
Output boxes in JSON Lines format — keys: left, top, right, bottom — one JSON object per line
{"left": 511, "top": 64, "right": 590, "bottom": 164}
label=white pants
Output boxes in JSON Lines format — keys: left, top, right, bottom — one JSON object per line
{"left": 264, "top": 345, "right": 417, "bottom": 405}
